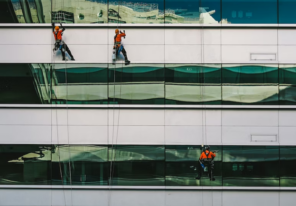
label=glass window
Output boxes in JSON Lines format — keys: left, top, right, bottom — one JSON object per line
{"left": 279, "top": 0, "right": 296, "bottom": 24}
{"left": 165, "top": 0, "right": 221, "bottom": 24}
{"left": 52, "top": 64, "right": 108, "bottom": 104}
{"left": 51, "top": 145, "right": 109, "bottom": 185}
{"left": 0, "top": 145, "right": 52, "bottom": 185}
{"left": 223, "top": 146, "right": 279, "bottom": 186}
{"left": 109, "top": 145, "right": 165, "bottom": 186}
{"left": 52, "top": 0, "right": 107, "bottom": 23}
{"left": 280, "top": 146, "right": 296, "bottom": 186}
{"left": 0, "top": 64, "right": 46, "bottom": 104}
{"left": 165, "top": 64, "right": 221, "bottom": 105}
{"left": 109, "top": 0, "right": 164, "bottom": 24}
{"left": 166, "top": 145, "right": 222, "bottom": 186}
{"left": 222, "top": 64, "right": 279, "bottom": 105}
{"left": 221, "top": 0, "right": 277, "bottom": 24}
{"left": 279, "top": 65, "right": 296, "bottom": 105}
{"left": 109, "top": 64, "right": 165, "bottom": 104}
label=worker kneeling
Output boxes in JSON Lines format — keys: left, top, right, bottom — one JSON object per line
{"left": 52, "top": 23, "right": 75, "bottom": 61}
{"left": 113, "top": 29, "right": 130, "bottom": 65}
{"left": 196, "top": 146, "right": 216, "bottom": 181}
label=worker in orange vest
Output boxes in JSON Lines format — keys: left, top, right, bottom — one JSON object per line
{"left": 52, "top": 23, "right": 75, "bottom": 61}
{"left": 114, "top": 29, "right": 130, "bottom": 65}
{"left": 196, "top": 145, "right": 216, "bottom": 181}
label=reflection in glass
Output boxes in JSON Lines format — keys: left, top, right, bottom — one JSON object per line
{"left": 109, "top": 64, "right": 165, "bottom": 104}
{"left": 51, "top": 145, "right": 109, "bottom": 185}
{"left": 165, "top": 145, "right": 222, "bottom": 186}
{"left": 52, "top": 64, "right": 108, "bottom": 104}
{"left": 52, "top": 0, "right": 107, "bottom": 23}
{"left": 0, "top": 64, "right": 46, "bottom": 104}
{"left": 279, "top": 65, "right": 296, "bottom": 104}
{"left": 222, "top": 0, "right": 277, "bottom": 24}
{"left": 0, "top": 145, "right": 52, "bottom": 185}
{"left": 165, "top": 0, "right": 221, "bottom": 24}
{"left": 110, "top": 145, "right": 165, "bottom": 186}
{"left": 223, "top": 146, "right": 279, "bottom": 186}
{"left": 279, "top": 0, "right": 296, "bottom": 24}
{"left": 222, "top": 64, "right": 279, "bottom": 105}
{"left": 109, "top": 0, "right": 164, "bottom": 24}
{"left": 165, "top": 64, "right": 221, "bottom": 104}
{"left": 280, "top": 147, "right": 296, "bottom": 186}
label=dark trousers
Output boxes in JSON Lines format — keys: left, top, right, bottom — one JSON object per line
{"left": 116, "top": 45, "right": 128, "bottom": 61}
{"left": 199, "top": 160, "right": 214, "bottom": 179}
{"left": 61, "top": 43, "right": 74, "bottom": 59}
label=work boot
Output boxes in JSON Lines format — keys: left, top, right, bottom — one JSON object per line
{"left": 62, "top": 57, "right": 66, "bottom": 61}
{"left": 125, "top": 60, "right": 130, "bottom": 65}
{"left": 71, "top": 57, "right": 75, "bottom": 61}
{"left": 195, "top": 176, "right": 200, "bottom": 180}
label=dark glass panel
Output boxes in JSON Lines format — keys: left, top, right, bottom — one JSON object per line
{"left": 51, "top": 145, "right": 109, "bottom": 185}
{"left": 222, "top": 0, "right": 277, "bottom": 24}
{"left": 223, "top": 146, "right": 280, "bottom": 186}
{"left": 279, "top": 86, "right": 296, "bottom": 105}
{"left": 0, "top": 64, "right": 44, "bottom": 104}
{"left": 52, "top": 64, "right": 108, "bottom": 104}
{"left": 279, "top": 66, "right": 296, "bottom": 85}
{"left": 279, "top": 0, "right": 296, "bottom": 24}
{"left": 110, "top": 145, "right": 165, "bottom": 186}
{"left": 165, "top": 0, "right": 221, "bottom": 24}
{"left": 109, "top": 0, "right": 164, "bottom": 24}
{"left": 0, "top": 0, "right": 18, "bottom": 23}
{"left": 0, "top": 145, "right": 52, "bottom": 185}
{"left": 280, "top": 146, "right": 296, "bottom": 186}
{"left": 109, "top": 64, "right": 165, "bottom": 104}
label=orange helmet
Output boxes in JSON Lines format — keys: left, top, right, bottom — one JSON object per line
{"left": 55, "top": 26, "right": 60, "bottom": 31}
{"left": 115, "top": 29, "right": 119, "bottom": 34}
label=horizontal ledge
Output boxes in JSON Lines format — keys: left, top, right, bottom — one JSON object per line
{"left": 1, "top": 23, "right": 296, "bottom": 29}
{"left": 0, "top": 185, "right": 295, "bottom": 191}
{"left": 0, "top": 104, "right": 296, "bottom": 110}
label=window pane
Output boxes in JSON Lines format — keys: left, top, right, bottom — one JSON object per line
{"left": 222, "top": 64, "right": 279, "bottom": 105}
{"left": 165, "top": 0, "right": 221, "bottom": 24}
{"left": 51, "top": 145, "right": 109, "bottom": 185}
{"left": 222, "top": 0, "right": 277, "bottom": 24}
{"left": 52, "top": 64, "right": 108, "bottom": 104}
{"left": 279, "top": 65, "right": 296, "bottom": 105}
{"left": 279, "top": 0, "right": 296, "bottom": 24}
{"left": 110, "top": 145, "right": 165, "bottom": 186}
{"left": 109, "top": 0, "right": 164, "bottom": 24}
{"left": 0, "top": 145, "right": 52, "bottom": 185}
{"left": 165, "top": 64, "right": 221, "bottom": 105}
{"left": 52, "top": 0, "right": 107, "bottom": 23}
{"left": 280, "top": 146, "right": 296, "bottom": 186}
{"left": 223, "top": 146, "right": 279, "bottom": 186}
{"left": 165, "top": 145, "right": 222, "bottom": 186}
{"left": 0, "top": 64, "right": 48, "bottom": 104}
{"left": 109, "top": 64, "right": 165, "bottom": 104}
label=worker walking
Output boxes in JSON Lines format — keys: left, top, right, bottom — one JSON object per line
{"left": 114, "top": 29, "right": 130, "bottom": 65}
{"left": 52, "top": 22, "right": 75, "bottom": 61}
{"left": 196, "top": 146, "right": 216, "bottom": 181}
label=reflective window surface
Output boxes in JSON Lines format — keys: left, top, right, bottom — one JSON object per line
{"left": 1, "top": 145, "right": 296, "bottom": 187}
{"left": 2, "top": 63, "right": 296, "bottom": 105}
{"left": 222, "top": 0, "right": 278, "bottom": 24}
{"left": 1, "top": 0, "right": 296, "bottom": 24}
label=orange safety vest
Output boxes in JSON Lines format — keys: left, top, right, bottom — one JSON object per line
{"left": 53, "top": 30, "right": 63, "bottom": 41}
{"left": 199, "top": 150, "right": 216, "bottom": 160}
{"left": 114, "top": 33, "right": 126, "bottom": 43}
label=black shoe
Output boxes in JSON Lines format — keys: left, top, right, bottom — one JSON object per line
{"left": 125, "top": 60, "right": 130, "bottom": 65}
{"left": 71, "top": 57, "right": 75, "bottom": 61}
{"left": 195, "top": 176, "right": 200, "bottom": 180}
{"left": 62, "top": 58, "right": 66, "bottom": 61}
{"left": 210, "top": 178, "right": 215, "bottom": 181}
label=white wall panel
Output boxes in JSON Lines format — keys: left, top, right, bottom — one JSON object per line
{"left": 165, "top": 29, "right": 201, "bottom": 45}
{"left": 0, "top": 28, "right": 51, "bottom": 44}
{"left": 222, "top": 45, "right": 277, "bottom": 63}
{"left": 165, "top": 126, "right": 202, "bottom": 145}
{"left": 278, "top": 30, "right": 296, "bottom": 45}
{"left": 165, "top": 110, "right": 202, "bottom": 126}
{"left": 0, "top": 125, "right": 51, "bottom": 144}
{"left": 204, "top": 29, "right": 221, "bottom": 45}
{"left": 222, "top": 29, "right": 277, "bottom": 45}
{"left": 278, "top": 46, "right": 296, "bottom": 63}
{"left": 279, "top": 111, "right": 296, "bottom": 126}
{"left": 0, "top": 109, "right": 51, "bottom": 125}
{"left": 0, "top": 45, "right": 52, "bottom": 63}
{"left": 222, "top": 126, "right": 279, "bottom": 145}
{"left": 204, "top": 45, "right": 221, "bottom": 63}
{"left": 62, "top": 29, "right": 108, "bottom": 45}
{"left": 222, "top": 110, "right": 278, "bottom": 126}
{"left": 68, "top": 109, "right": 108, "bottom": 125}
{"left": 165, "top": 45, "right": 201, "bottom": 63}
{"left": 279, "top": 127, "right": 296, "bottom": 145}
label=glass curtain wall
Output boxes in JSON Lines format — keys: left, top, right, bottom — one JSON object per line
{"left": 2, "top": 145, "right": 296, "bottom": 187}
{"left": 279, "top": 65, "right": 296, "bottom": 105}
